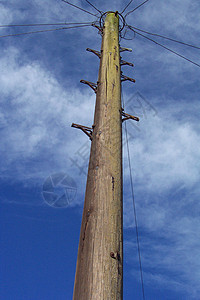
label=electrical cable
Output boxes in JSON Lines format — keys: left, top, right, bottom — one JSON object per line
{"left": 0, "top": 24, "right": 92, "bottom": 39}
{"left": 125, "top": 0, "right": 149, "bottom": 18}
{"left": 0, "top": 22, "right": 95, "bottom": 28}
{"left": 121, "top": 86, "right": 145, "bottom": 300}
{"left": 121, "top": 0, "right": 134, "bottom": 14}
{"left": 120, "top": 25, "right": 136, "bottom": 40}
{"left": 129, "top": 27, "right": 200, "bottom": 68}
{"left": 85, "top": 0, "right": 102, "bottom": 14}
{"left": 130, "top": 26, "right": 200, "bottom": 50}
{"left": 61, "top": 0, "right": 98, "bottom": 17}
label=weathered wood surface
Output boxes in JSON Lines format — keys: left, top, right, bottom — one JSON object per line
{"left": 73, "top": 12, "right": 123, "bottom": 300}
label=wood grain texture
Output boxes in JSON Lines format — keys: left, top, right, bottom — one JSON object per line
{"left": 73, "top": 12, "right": 123, "bottom": 300}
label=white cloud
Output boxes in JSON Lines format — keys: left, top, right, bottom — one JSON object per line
{"left": 123, "top": 100, "right": 200, "bottom": 194}
{"left": 0, "top": 4, "right": 13, "bottom": 25}
{"left": 0, "top": 47, "right": 94, "bottom": 181}
{"left": 125, "top": 210, "right": 200, "bottom": 297}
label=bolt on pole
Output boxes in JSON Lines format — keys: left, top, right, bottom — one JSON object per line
{"left": 73, "top": 12, "right": 123, "bottom": 300}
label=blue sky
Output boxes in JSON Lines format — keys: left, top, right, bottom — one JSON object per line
{"left": 0, "top": 0, "right": 200, "bottom": 299}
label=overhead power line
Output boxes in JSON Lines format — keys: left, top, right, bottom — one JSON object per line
{"left": 121, "top": 0, "right": 134, "bottom": 14}
{"left": 125, "top": 0, "right": 149, "bottom": 18}
{"left": 129, "top": 26, "right": 200, "bottom": 68}
{"left": 0, "top": 22, "right": 95, "bottom": 28}
{"left": 61, "top": 0, "right": 98, "bottom": 17}
{"left": 0, "top": 24, "right": 92, "bottom": 39}
{"left": 85, "top": 0, "right": 102, "bottom": 14}
{"left": 131, "top": 26, "right": 200, "bottom": 50}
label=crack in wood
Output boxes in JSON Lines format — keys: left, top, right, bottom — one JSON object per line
{"left": 112, "top": 176, "right": 115, "bottom": 191}
{"left": 82, "top": 209, "right": 91, "bottom": 251}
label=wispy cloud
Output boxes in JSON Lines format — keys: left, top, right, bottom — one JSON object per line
{"left": 0, "top": 47, "right": 94, "bottom": 180}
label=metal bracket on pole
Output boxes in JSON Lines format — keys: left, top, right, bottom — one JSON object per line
{"left": 121, "top": 109, "right": 139, "bottom": 122}
{"left": 120, "top": 47, "right": 132, "bottom": 52}
{"left": 91, "top": 23, "right": 103, "bottom": 34}
{"left": 71, "top": 123, "right": 93, "bottom": 140}
{"left": 120, "top": 60, "right": 134, "bottom": 67}
{"left": 86, "top": 48, "right": 101, "bottom": 59}
{"left": 121, "top": 74, "right": 136, "bottom": 83}
{"left": 80, "top": 80, "right": 98, "bottom": 93}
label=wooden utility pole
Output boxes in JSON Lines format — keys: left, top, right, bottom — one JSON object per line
{"left": 73, "top": 12, "right": 123, "bottom": 300}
